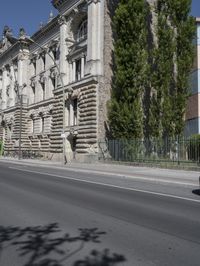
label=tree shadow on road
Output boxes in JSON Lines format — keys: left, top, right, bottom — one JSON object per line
{"left": 0, "top": 223, "right": 126, "bottom": 266}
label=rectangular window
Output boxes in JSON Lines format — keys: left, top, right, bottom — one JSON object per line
{"left": 73, "top": 98, "right": 78, "bottom": 126}
{"left": 32, "top": 87, "right": 35, "bottom": 103}
{"left": 41, "top": 117, "right": 45, "bottom": 134}
{"left": 53, "top": 49, "right": 57, "bottom": 61}
{"left": 41, "top": 83, "right": 45, "bottom": 101}
{"left": 42, "top": 55, "right": 46, "bottom": 71}
{"left": 31, "top": 119, "right": 35, "bottom": 134}
{"left": 33, "top": 61, "right": 36, "bottom": 76}
{"left": 65, "top": 100, "right": 70, "bottom": 126}
{"left": 7, "top": 125, "right": 12, "bottom": 140}
{"left": 65, "top": 99, "right": 78, "bottom": 126}
{"left": 75, "top": 59, "right": 81, "bottom": 81}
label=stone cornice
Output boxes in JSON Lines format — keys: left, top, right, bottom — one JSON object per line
{"left": 54, "top": 76, "right": 98, "bottom": 94}
{"left": 27, "top": 97, "right": 55, "bottom": 110}
{"left": 0, "top": 42, "right": 20, "bottom": 64}
{"left": 31, "top": 16, "right": 59, "bottom": 42}
{"left": 52, "top": 0, "right": 67, "bottom": 10}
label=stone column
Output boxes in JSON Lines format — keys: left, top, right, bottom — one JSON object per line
{"left": 86, "top": 0, "right": 104, "bottom": 76}
{"left": 58, "top": 16, "right": 68, "bottom": 85}
{"left": 17, "top": 51, "right": 29, "bottom": 97}
{"left": 81, "top": 55, "right": 85, "bottom": 79}
{"left": 10, "top": 64, "right": 15, "bottom": 107}
{"left": 69, "top": 62, "right": 73, "bottom": 83}
{"left": 2, "top": 66, "right": 7, "bottom": 109}
{"left": 0, "top": 72, "right": 2, "bottom": 109}
{"left": 70, "top": 100, "right": 74, "bottom": 126}
{"left": 72, "top": 61, "right": 76, "bottom": 82}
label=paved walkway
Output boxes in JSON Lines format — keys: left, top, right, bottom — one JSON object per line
{"left": 0, "top": 156, "right": 199, "bottom": 187}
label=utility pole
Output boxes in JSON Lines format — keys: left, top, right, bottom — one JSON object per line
{"left": 12, "top": 64, "right": 24, "bottom": 160}
{"left": 18, "top": 94, "right": 23, "bottom": 160}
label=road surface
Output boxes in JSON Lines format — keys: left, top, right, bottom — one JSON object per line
{"left": 0, "top": 161, "right": 200, "bottom": 266}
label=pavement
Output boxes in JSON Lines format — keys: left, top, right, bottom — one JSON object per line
{"left": 0, "top": 156, "right": 199, "bottom": 188}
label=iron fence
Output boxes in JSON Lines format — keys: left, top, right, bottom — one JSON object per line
{"left": 99, "top": 137, "right": 200, "bottom": 167}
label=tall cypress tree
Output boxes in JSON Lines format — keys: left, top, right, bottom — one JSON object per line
{"left": 109, "top": 0, "right": 195, "bottom": 140}
{"left": 108, "top": 0, "right": 149, "bottom": 139}
{"left": 169, "top": 0, "right": 195, "bottom": 136}
{"left": 148, "top": 0, "right": 176, "bottom": 138}
{"left": 148, "top": 0, "right": 195, "bottom": 138}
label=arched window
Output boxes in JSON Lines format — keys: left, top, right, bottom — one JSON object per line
{"left": 77, "top": 20, "right": 87, "bottom": 42}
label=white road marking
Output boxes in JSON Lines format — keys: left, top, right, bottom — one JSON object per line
{"left": 6, "top": 160, "right": 198, "bottom": 187}
{"left": 9, "top": 166, "right": 200, "bottom": 203}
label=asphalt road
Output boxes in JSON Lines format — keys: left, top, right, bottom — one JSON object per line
{"left": 0, "top": 161, "right": 200, "bottom": 266}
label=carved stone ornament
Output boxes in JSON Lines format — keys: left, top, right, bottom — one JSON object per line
{"left": 8, "top": 116, "right": 14, "bottom": 125}
{"left": 14, "top": 81, "right": 18, "bottom": 93}
{"left": 50, "top": 67, "right": 57, "bottom": 79}
{"left": 39, "top": 49, "right": 46, "bottom": 58}
{"left": 19, "top": 28, "right": 26, "bottom": 39}
{"left": 74, "top": 88, "right": 81, "bottom": 99}
{"left": 47, "top": 104, "right": 53, "bottom": 114}
{"left": 6, "top": 85, "right": 10, "bottom": 96}
{"left": 48, "top": 40, "right": 59, "bottom": 50}
{"left": 72, "top": 7, "right": 79, "bottom": 14}
{"left": 18, "top": 52, "right": 29, "bottom": 61}
{"left": 86, "top": 0, "right": 101, "bottom": 4}
{"left": 30, "top": 55, "right": 37, "bottom": 64}
{"left": 39, "top": 74, "right": 45, "bottom": 84}
{"left": 67, "top": 87, "right": 73, "bottom": 98}
{"left": 58, "top": 15, "right": 67, "bottom": 25}
{"left": 30, "top": 77, "right": 36, "bottom": 88}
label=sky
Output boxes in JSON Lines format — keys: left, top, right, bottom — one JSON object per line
{"left": 0, "top": 0, "right": 58, "bottom": 37}
{"left": 0, "top": 0, "right": 200, "bottom": 37}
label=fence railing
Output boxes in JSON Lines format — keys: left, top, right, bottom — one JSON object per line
{"left": 4, "top": 150, "right": 43, "bottom": 159}
{"left": 99, "top": 137, "right": 200, "bottom": 167}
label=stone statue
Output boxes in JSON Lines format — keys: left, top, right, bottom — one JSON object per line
{"left": 19, "top": 28, "right": 26, "bottom": 39}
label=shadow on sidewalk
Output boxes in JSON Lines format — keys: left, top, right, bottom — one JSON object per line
{"left": 0, "top": 223, "right": 126, "bottom": 266}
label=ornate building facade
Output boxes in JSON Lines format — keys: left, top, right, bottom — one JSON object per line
{"left": 0, "top": 0, "right": 114, "bottom": 162}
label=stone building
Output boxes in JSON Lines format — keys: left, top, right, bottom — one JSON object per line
{"left": 0, "top": 0, "right": 115, "bottom": 162}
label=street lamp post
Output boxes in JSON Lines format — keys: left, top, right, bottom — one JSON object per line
{"left": 19, "top": 34, "right": 67, "bottom": 164}
{"left": 13, "top": 65, "right": 25, "bottom": 160}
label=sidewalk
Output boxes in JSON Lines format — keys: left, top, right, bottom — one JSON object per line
{"left": 0, "top": 156, "right": 199, "bottom": 187}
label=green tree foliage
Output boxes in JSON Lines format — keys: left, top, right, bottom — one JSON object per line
{"left": 169, "top": 0, "right": 196, "bottom": 136}
{"left": 148, "top": 0, "right": 195, "bottom": 138}
{"left": 109, "top": 0, "right": 195, "bottom": 140}
{"left": 108, "top": 0, "right": 149, "bottom": 139}
{"left": 149, "top": 2, "right": 175, "bottom": 137}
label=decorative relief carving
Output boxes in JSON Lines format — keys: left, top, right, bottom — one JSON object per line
{"left": 86, "top": 0, "right": 101, "bottom": 4}
{"left": 48, "top": 39, "right": 59, "bottom": 51}
{"left": 18, "top": 52, "right": 29, "bottom": 61}
{"left": 38, "top": 49, "right": 46, "bottom": 59}
{"left": 30, "top": 54, "right": 37, "bottom": 64}
{"left": 0, "top": 26, "right": 15, "bottom": 54}
{"left": 39, "top": 74, "right": 46, "bottom": 84}
{"left": 58, "top": 15, "right": 67, "bottom": 25}
{"left": 50, "top": 67, "right": 57, "bottom": 79}
{"left": 30, "top": 77, "right": 36, "bottom": 88}
{"left": 6, "top": 85, "right": 10, "bottom": 97}
{"left": 14, "top": 81, "right": 18, "bottom": 93}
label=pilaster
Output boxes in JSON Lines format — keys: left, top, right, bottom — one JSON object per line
{"left": 2, "top": 66, "right": 7, "bottom": 109}
{"left": 86, "top": 0, "right": 104, "bottom": 76}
